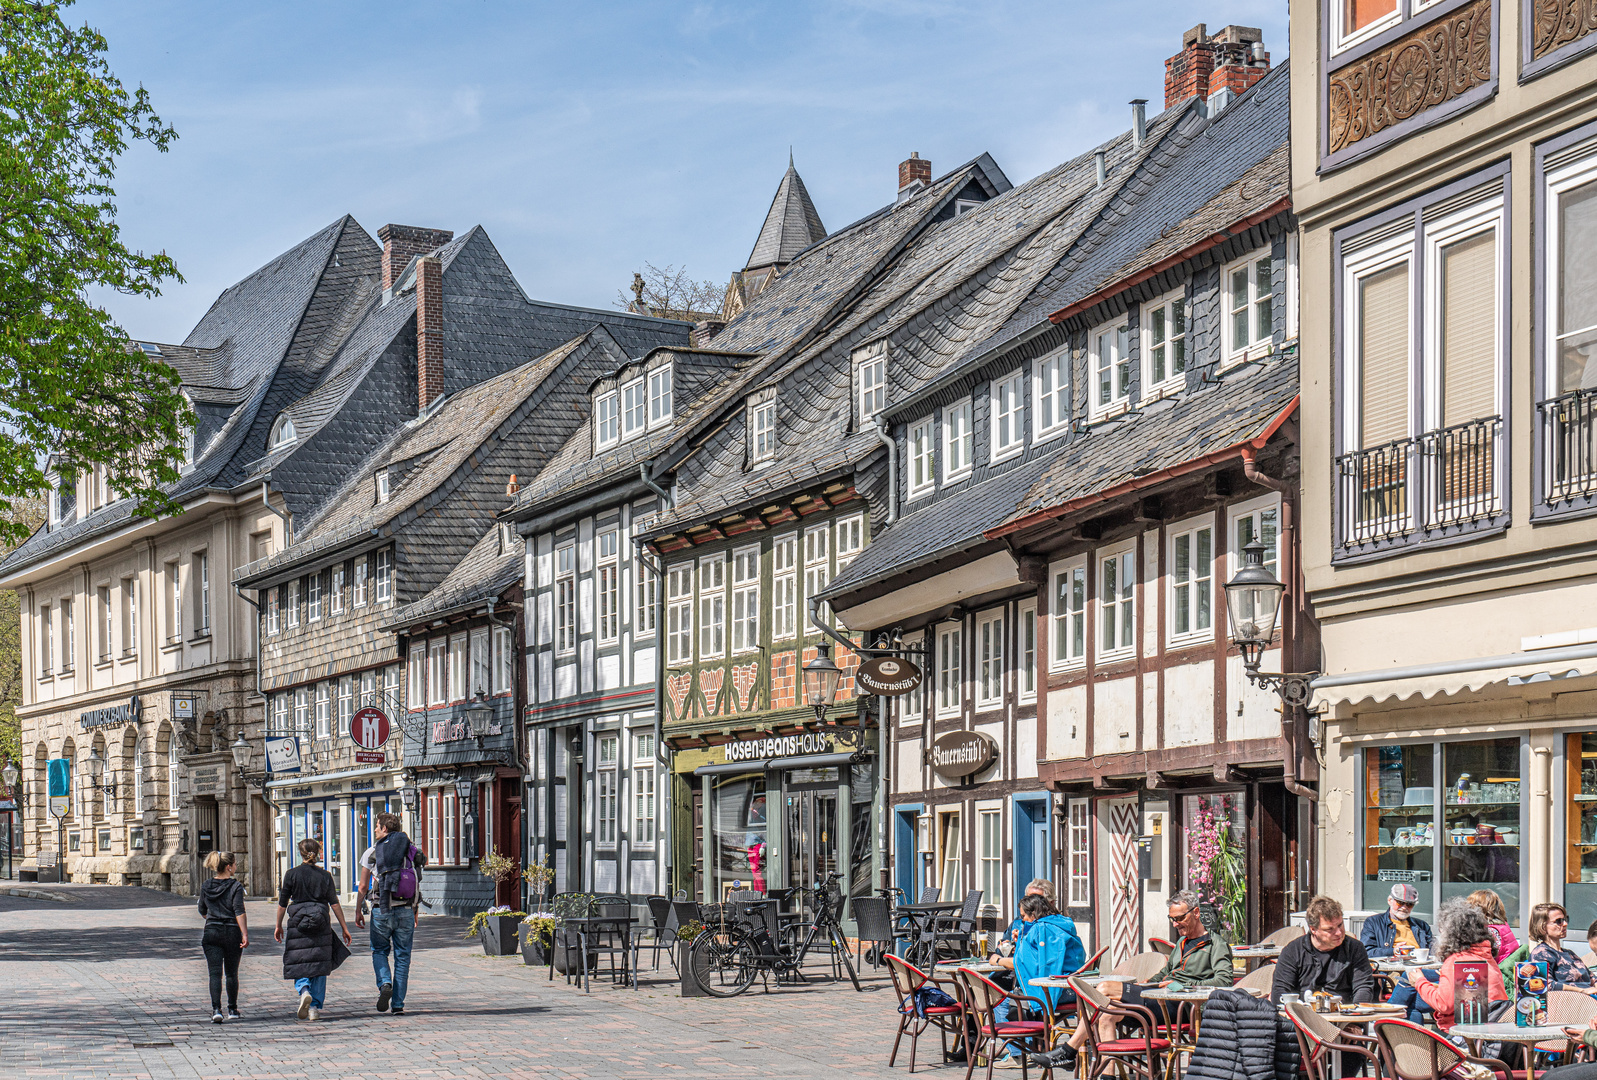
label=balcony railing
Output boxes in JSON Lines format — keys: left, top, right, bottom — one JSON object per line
{"left": 1539, "top": 388, "right": 1597, "bottom": 509}
{"left": 1337, "top": 415, "right": 1503, "bottom": 554}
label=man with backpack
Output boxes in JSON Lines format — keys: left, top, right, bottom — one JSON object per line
{"left": 355, "top": 812, "right": 424, "bottom": 1015}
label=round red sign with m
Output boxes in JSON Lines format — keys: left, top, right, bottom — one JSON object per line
{"left": 351, "top": 707, "right": 390, "bottom": 750}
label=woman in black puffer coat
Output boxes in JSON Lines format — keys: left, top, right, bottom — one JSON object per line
{"left": 273, "top": 838, "right": 351, "bottom": 1021}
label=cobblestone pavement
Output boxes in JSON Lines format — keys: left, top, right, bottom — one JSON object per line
{"left": 0, "top": 885, "right": 929, "bottom": 1080}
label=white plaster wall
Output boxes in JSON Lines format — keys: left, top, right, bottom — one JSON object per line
{"left": 1047, "top": 684, "right": 1087, "bottom": 760}
{"left": 1095, "top": 677, "right": 1137, "bottom": 756}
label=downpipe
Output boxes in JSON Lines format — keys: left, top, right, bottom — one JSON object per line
{"left": 871, "top": 414, "right": 897, "bottom": 526}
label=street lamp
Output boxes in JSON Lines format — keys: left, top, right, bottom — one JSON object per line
{"left": 1, "top": 759, "right": 18, "bottom": 792}
{"left": 1223, "top": 539, "right": 1316, "bottom": 706}
{"left": 803, "top": 643, "right": 842, "bottom": 723}
{"left": 400, "top": 784, "right": 418, "bottom": 812}
{"left": 230, "top": 733, "right": 253, "bottom": 771}
{"left": 462, "top": 693, "right": 493, "bottom": 746}
{"left": 455, "top": 775, "right": 479, "bottom": 861}
{"left": 84, "top": 747, "right": 115, "bottom": 797}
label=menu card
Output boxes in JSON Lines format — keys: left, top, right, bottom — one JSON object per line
{"left": 1453, "top": 961, "right": 1489, "bottom": 1025}
{"left": 1513, "top": 961, "right": 1549, "bottom": 1027}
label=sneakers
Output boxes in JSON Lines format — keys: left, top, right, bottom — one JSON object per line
{"left": 297, "top": 991, "right": 313, "bottom": 1020}
{"left": 377, "top": 983, "right": 393, "bottom": 1013}
{"left": 1029, "top": 1046, "right": 1079, "bottom": 1073}
{"left": 390, "top": 1007, "right": 405, "bottom": 1015}
{"left": 211, "top": 1009, "right": 225, "bottom": 1024}
{"left": 994, "top": 1056, "right": 1025, "bottom": 1070}
{"left": 227, "top": 1008, "right": 241, "bottom": 1020}
{"left": 307, "top": 1007, "right": 321, "bottom": 1022}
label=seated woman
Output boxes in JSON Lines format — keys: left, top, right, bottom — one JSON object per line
{"left": 985, "top": 893, "right": 1084, "bottom": 1070}
{"left": 1468, "top": 890, "right": 1519, "bottom": 963}
{"left": 1406, "top": 899, "right": 1507, "bottom": 1029}
{"left": 1529, "top": 902, "right": 1597, "bottom": 995}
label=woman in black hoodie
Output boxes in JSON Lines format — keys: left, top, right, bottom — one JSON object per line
{"left": 197, "top": 850, "right": 249, "bottom": 1023}
{"left": 273, "top": 838, "right": 351, "bottom": 1021}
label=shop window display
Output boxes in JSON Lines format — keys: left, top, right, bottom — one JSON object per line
{"left": 1364, "top": 745, "right": 1437, "bottom": 921}
{"left": 1566, "top": 734, "right": 1597, "bottom": 926}
{"left": 712, "top": 775, "right": 767, "bottom": 898}
{"left": 1441, "top": 739, "right": 1520, "bottom": 923}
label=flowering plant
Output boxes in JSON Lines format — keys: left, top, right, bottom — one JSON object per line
{"left": 1187, "top": 797, "right": 1247, "bottom": 944}
{"left": 466, "top": 905, "right": 527, "bottom": 939}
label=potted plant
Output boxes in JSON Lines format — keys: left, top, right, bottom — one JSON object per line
{"left": 520, "top": 913, "right": 556, "bottom": 966}
{"left": 467, "top": 906, "right": 527, "bottom": 956}
{"left": 676, "top": 919, "right": 707, "bottom": 997}
{"left": 523, "top": 856, "right": 555, "bottom": 904}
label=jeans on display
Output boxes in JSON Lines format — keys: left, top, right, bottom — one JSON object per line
{"left": 294, "top": 975, "right": 326, "bottom": 1009}
{"left": 370, "top": 906, "right": 415, "bottom": 1010}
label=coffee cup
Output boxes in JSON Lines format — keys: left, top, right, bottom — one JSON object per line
{"left": 1413, "top": 948, "right": 1432, "bottom": 964}
{"left": 1280, "top": 994, "right": 1301, "bottom": 1006}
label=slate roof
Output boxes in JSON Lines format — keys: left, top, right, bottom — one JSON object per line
{"left": 1, "top": 216, "right": 690, "bottom": 581}
{"left": 745, "top": 156, "right": 827, "bottom": 271}
{"left": 381, "top": 524, "right": 520, "bottom": 629}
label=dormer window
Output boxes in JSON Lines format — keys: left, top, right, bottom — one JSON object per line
{"left": 1091, "top": 322, "right": 1131, "bottom": 418}
{"left": 955, "top": 199, "right": 982, "bottom": 216}
{"left": 375, "top": 469, "right": 390, "bottom": 503}
{"left": 269, "top": 413, "right": 297, "bottom": 448}
{"left": 621, "top": 377, "right": 647, "bottom": 438}
{"left": 855, "top": 341, "right": 887, "bottom": 419}
{"left": 648, "top": 365, "right": 673, "bottom": 427}
{"left": 47, "top": 470, "right": 74, "bottom": 527}
{"left": 594, "top": 390, "right": 619, "bottom": 448}
{"left": 747, "top": 388, "right": 776, "bottom": 465}
{"left": 498, "top": 521, "right": 519, "bottom": 557}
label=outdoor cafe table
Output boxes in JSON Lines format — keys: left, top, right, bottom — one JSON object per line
{"left": 936, "top": 960, "right": 999, "bottom": 974}
{"left": 566, "top": 913, "right": 635, "bottom": 992}
{"left": 1449, "top": 1022, "right": 1572, "bottom": 1080}
{"left": 1231, "top": 944, "right": 1282, "bottom": 967}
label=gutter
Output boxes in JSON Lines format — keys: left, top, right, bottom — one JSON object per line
{"left": 259, "top": 481, "right": 292, "bottom": 545}
{"left": 639, "top": 462, "right": 672, "bottom": 508}
{"left": 871, "top": 415, "right": 897, "bottom": 526}
{"left": 1046, "top": 198, "right": 1293, "bottom": 326}
{"left": 986, "top": 395, "right": 1300, "bottom": 540}
{"left": 510, "top": 478, "right": 652, "bottom": 538}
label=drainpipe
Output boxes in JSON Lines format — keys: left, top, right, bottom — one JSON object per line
{"left": 871, "top": 414, "right": 897, "bottom": 526}
{"left": 639, "top": 463, "right": 672, "bottom": 508}
{"left": 259, "top": 481, "right": 291, "bottom": 545}
{"left": 637, "top": 544, "right": 670, "bottom": 892}
{"left": 1240, "top": 449, "right": 1318, "bottom": 804}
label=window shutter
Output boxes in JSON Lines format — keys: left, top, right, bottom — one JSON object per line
{"left": 1358, "top": 262, "right": 1410, "bottom": 448}
{"left": 1440, "top": 230, "right": 1497, "bottom": 428}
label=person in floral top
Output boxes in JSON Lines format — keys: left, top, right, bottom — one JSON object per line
{"left": 1528, "top": 902, "right": 1597, "bottom": 994}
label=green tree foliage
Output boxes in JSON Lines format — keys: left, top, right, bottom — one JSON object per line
{"left": 0, "top": 497, "right": 46, "bottom": 770}
{"left": 0, "top": 1, "right": 189, "bottom": 544}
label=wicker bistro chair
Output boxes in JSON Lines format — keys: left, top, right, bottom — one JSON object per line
{"left": 1372, "top": 1017, "right": 1513, "bottom": 1080}
{"left": 954, "top": 967, "right": 1053, "bottom": 1080}
{"left": 629, "top": 896, "right": 678, "bottom": 987}
{"left": 1536, "top": 989, "right": 1597, "bottom": 1055}
{"left": 1066, "top": 975, "right": 1170, "bottom": 1080}
{"left": 1262, "top": 925, "right": 1306, "bottom": 947}
{"left": 885, "top": 955, "right": 967, "bottom": 1073}
{"left": 1117, "top": 951, "right": 1171, "bottom": 983}
{"left": 854, "top": 896, "right": 896, "bottom": 970}
{"left": 580, "top": 895, "right": 634, "bottom": 991}
{"left": 919, "top": 887, "right": 942, "bottom": 904}
{"left": 1284, "top": 1000, "right": 1379, "bottom": 1080}
{"left": 1235, "top": 962, "right": 1277, "bottom": 993}
{"left": 1148, "top": 937, "right": 1175, "bottom": 957}
{"left": 548, "top": 893, "right": 593, "bottom": 986}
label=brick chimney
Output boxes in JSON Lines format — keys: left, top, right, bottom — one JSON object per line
{"left": 898, "top": 152, "right": 932, "bottom": 200}
{"left": 379, "top": 223, "right": 454, "bottom": 295}
{"left": 1164, "top": 24, "right": 1269, "bottom": 110}
{"left": 416, "top": 255, "right": 444, "bottom": 412}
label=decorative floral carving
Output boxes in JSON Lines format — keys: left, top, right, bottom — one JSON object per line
{"left": 1328, "top": 0, "right": 1493, "bottom": 155}
{"left": 1533, "top": 0, "right": 1597, "bottom": 60}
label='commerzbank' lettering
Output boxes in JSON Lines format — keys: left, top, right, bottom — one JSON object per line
{"left": 723, "top": 733, "right": 830, "bottom": 762}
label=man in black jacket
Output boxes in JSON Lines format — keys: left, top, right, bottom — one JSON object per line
{"left": 1271, "top": 895, "right": 1376, "bottom": 1006}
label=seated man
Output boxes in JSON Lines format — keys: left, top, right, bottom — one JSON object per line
{"left": 1360, "top": 883, "right": 1433, "bottom": 959}
{"left": 1271, "top": 894, "right": 1375, "bottom": 1006}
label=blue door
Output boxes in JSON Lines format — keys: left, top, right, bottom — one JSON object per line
{"left": 1013, "top": 797, "right": 1051, "bottom": 892}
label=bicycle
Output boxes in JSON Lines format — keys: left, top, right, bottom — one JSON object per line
{"left": 690, "top": 872, "right": 862, "bottom": 997}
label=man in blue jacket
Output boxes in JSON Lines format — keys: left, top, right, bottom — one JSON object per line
{"left": 1360, "top": 883, "right": 1434, "bottom": 958}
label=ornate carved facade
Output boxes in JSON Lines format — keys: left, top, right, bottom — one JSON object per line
{"left": 1533, "top": 0, "right": 1597, "bottom": 60}
{"left": 1328, "top": 0, "right": 1493, "bottom": 154}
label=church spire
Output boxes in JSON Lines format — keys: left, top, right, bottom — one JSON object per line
{"left": 744, "top": 156, "right": 826, "bottom": 273}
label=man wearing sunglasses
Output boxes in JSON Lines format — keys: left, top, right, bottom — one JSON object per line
{"left": 1360, "top": 883, "right": 1434, "bottom": 959}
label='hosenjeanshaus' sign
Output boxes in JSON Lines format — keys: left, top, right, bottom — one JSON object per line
{"left": 724, "top": 733, "right": 833, "bottom": 763}
{"left": 80, "top": 696, "right": 141, "bottom": 730}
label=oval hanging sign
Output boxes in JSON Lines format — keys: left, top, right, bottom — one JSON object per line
{"left": 857, "top": 656, "right": 924, "bottom": 697}
{"left": 928, "top": 730, "right": 998, "bottom": 780}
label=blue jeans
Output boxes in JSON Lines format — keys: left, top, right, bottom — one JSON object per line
{"left": 370, "top": 907, "right": 415, "bottom": 1010}
{"left": 1390, "top": 968, "right": 1439, "bottom": 1023}
{"left": 294, "top": 975, "right": 326, "bottom": 1009}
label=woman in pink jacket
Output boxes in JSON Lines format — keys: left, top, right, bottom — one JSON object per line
{"left": 1408, "top": 900, "right": 1508, "bottom": 1029}
{"left": 1468, "top": 889, "right": 1520, "bottom": 962}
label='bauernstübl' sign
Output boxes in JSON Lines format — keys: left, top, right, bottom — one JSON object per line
{"left": 928, "top": 730, "right": 997, "bottom": 780}
{"left": 724, "top": 733, "right": 833, "bottom": 763}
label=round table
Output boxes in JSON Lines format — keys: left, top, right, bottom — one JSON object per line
{"left": 1231, "top": 945, "right": 1283, "bottom": 964}
{"left": 935, "top": 961, "right": 998, "bottom": 973}
{"left": 1449, "top": 1023, "right": 1572, "bottom": 1080}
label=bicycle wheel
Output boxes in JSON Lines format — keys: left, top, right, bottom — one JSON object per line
{"left": 691, "top": 926, "right": 759, "bottom": 998}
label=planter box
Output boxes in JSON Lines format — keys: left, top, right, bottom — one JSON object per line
{"left": 520, "top": 926, "right": 551, "bottom": 967}
{"left": 551, "top": 937, "right": 598, "bottom": 975}
{"left": 678, "top": 938, "right": 706, "bottom": 998}
{"left": 480, "top": 915, "right": 520, "bottom": 956}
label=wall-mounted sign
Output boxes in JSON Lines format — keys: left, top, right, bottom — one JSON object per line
{"left": 355, "top": 751, "right": 386, "bottom": 765}
{"left": 172, "top": 693, "right": 198, "bottom": 722}
{"left": 80, "top": 696, "right": 141, "bottom": 730}
{"left": 265, "top": 736, "right": 302, "bottom": 774}
{"left": 857, "top": 656, "right": 923, "bottom": 697}
{"left": 723, "top": 732, "right": 833, "bottom": 763}
{"left": 189, "top": 764, "right": 226, "bottom": 797}
{"left": 432, "top": 718, "right": 467, "bottom": 743}
{"left": 49, "top": 796, "right": 67, "bottom": 819}
{"left": 928, "top": 730, "right": 998, "bottom": 780}
{"left": 351, "top": 707, "right": 390, "bottom": 750}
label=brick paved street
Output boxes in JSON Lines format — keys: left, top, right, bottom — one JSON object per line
{"left": 0, "top": 887, "right": 918, "bottom": 1080}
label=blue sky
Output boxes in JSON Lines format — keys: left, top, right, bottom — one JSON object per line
{"left": 82, "top": 1, "right": 1288, "bottom": 344}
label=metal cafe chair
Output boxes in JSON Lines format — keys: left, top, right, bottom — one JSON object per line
{"left": 954, "top": 966, "right": 1051, "bottom": 1080}
{"left": 853, "top": 895, "right": 896, "bottom": 970}
{"left": 1372, "top": 1017, "right": 1512, "bottom": 1080}
{"left": 629, "top": 895, "right": 678, "bottom": 987}
{"left": 930, "top": 890, "right": 984, "bottom": 962}
{"left": 885, "top": 954, "right": 966, "bottom": 1072}
{"left": 1067, "top": 975, "right": 1169, "bottom": 1080}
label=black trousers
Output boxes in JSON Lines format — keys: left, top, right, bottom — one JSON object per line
{"left": 202, "top": 924, "right": 243, "bottom": 1009}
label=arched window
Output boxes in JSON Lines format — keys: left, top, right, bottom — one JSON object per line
{"left": 167, "top": 736, "right": 180, "bottom": 810}
{"left": 133, "top": 748, "right": 145, "bottom": 816}
{"left": 269, "top": 413, "right": 297, "bottom": 448}
{"left": 62, "top": 739, "right": 78, "bottom": 821}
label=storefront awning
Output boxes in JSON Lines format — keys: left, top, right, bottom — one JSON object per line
{"left": 694, "top": 751, "right": 858, "bottom": 776}
{"left": 1312, "top": 642, "right": 1597, "bottom": 711}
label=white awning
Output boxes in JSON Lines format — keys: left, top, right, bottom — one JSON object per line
{"left": 1311, "top": 643, "right": 1597, "bottom": 711}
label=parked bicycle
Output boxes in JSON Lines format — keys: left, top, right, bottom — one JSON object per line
{"left": 690, "top": 872, "right": 861, "bottom": 996}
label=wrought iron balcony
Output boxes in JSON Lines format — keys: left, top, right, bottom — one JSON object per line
{"left": 1336, "top": 415, "right": 1503, "bottom": 556}
{"left": 1539, "top": 388, "right": 1597, "bottom": 510}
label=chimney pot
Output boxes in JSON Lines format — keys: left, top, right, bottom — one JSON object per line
{"left": 1095, "top": 150, "right": 1107, "bottom": 188}
{"left": 1164, "top": 24, "right": 1269, "bottom": 110}
{"left": 416, "top": 255, "right": 444, "bottom": 413}
{"left": 379, "top": 223, "right": 454, "bottom": 297}
{"left": 505, "top": 474, "right": 521, "bottom": 497}
{"left": 898, "top": 152, "right": 933, "bottom": 199}
{"left": 1131, "top": 99, "right": 1147, "bottom": 148}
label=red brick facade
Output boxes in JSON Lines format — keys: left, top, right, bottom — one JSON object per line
{"left": 1164, "top": 24, "right": 1270, "bottom": 109}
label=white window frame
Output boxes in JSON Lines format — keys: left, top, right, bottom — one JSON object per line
{"left": 60, "top": 598, "right": 74, "bottom": 672}
{"left": 1224, "top": 252, "right": 1276, "bottom": 363}
{"left": 39, "top": 603, "right": 53, "bottom": 675}
{"left": 936, "top": 622, "right": 964, "bottom": 719}
{"left": 648, "top": 365, "right": 673, "bottom": 428}
{"left": 1339, "top": 228, "right": 1415, "bottom": 458}
{"left": 856, "top": 342, "right": 887, "bottom": 420}
{"left": 329, "top": 562, "right": 344, "bottom": 616}
{"left": 771, "top": 534, "right": 797, "bottom": 640}
{"left": 1547, "top": 149, "right": 1597, "bottom": 396}
{"left": 285, "top": 580, "right": 299, "bottom": 629}
{"left": 908, "top": 416, "right": 935, "bottom": 498}
{"left": 1330, "top": 0, "right": 1406, "bottom": 56}
{"left": 836, "top": 513, "right": 864, "bottom": 567}
{"left": 337, "top": 675, "right": 354, "bottom": 736}
{"left": 731, "top": 544, "right": 760, "bottom": 654}
{"left": 1422, "top": 198, "right": 1504, "bottom": 433}
{"left": 803, "top": 524, "right": 830, "bottom": 627}
{"left": 492, "top": 625, "right": 514, "bottom": 694}
{"left": 470, "top": 627, "right": 490, "bottom": 698}
{"left": 899, "top": 631, "right": 926, "bottom": 725}
{"left": 1091, "top": 321, "right": 1130, "bottom": 418}
{"left": 1142, "top": 287, "right": 1189, "bottom": 396}
{"left": 940, "top": 811, "right": 963, "bottom": 896}
{"left": 990, "top": 369, "right": 1025, "bottom": 462}
{"left": 748, "top": 391, "right": 777, "bottom": 464}
{"left": 427, "top": 637, "right": 447, "bottom": 706}
{"left": 352, "top": 558, "right": 368, "bottom": 608}
{"left": 408, "top": 645, "right": 426, "bottom": 708}
{"left": 293, "top": 686, "right": 309, "bottom": 737}
{"left": 978, "top": 806, "right": 1003, "bottom": 907}
{"left": 1098, "top": 543, "right": 1136, "bottom": 661}
{"left": 162, "top": 561, "right": 180, "bottom": 644}
{"left": 1034, "top": 348, "right": 1070, "bottom": 441}
{"left": 944, "top": 399, "right": 974, "bottom": 483}
{"left": 666, "top": 563, "right": 694, "bottom": 664}
{"left": 375, "top": 549, "right": 392, "bottom": 603}
{"left": 1018, "top": 600, "right": 1037, "bottom": 704}
{"left": 1167, "top": 513, "right": 1215, "bottom": 646}
{"left": 597, "top": 529, "right": 620, "bottom": 645}
{"left": 975, "top": 609, "right": 1005, "bottom": 709}
{"left": 635, "top": 561, "right": 657, "bottom": 637}
{"left": 314, "top": 682, "right": 330, "bottom": 740}
{"left": 621, "top": 376, "right": 647, "bottom": 439}
{"left": 307, "top": 571, "right": 322, "bottom": 622}
{"left": 633, "top": 733, "right": 657, "bottom": 847}
{"left": 1067, "top": 799, "right": 1091, "bottom": 906}
{"left": 448, "top": 632, "right": 469, "bottom": 702}
{"left": 697, "top": 554, "right": 726, "bottom": 660}
{"left": 555, "top": 542, "right": 577, "bottom": 655}
{"left": 375, "top": 469, "right": 389, "bottom": 503}
{"left": 1051, "top": 556, "right": 1088, "bottom": 670}
{"left": 596, "top": 735, "right": 619, "bottom": 848}
{"left": 1227, "top": 492, "right": 1283, "bottom": 583}
{"left": 594, "top": 389, "right": 619, "bottom": 448}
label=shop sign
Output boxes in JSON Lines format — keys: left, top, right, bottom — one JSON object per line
{"left": 351, "top": 707, "right": 390, "bottom": 750}
{"left": 265, "top": 736, "right": 302, "bottom": 774}
{"left": 351, "top": 779, "right": 377, "bottom": 792}
{"left": 928, "top": 731, "right": 998, "bottom": 780}
{"left": 355, "top": 751, "right": 386, "bottom": 765}
{"left": 724, "top": 732, "right": 833, "bottom": 763}
{"left": 432, "top": 718, "right": 468, "bottom": 743}
{"left": 49, "top": 796, "right": 67, "bottom": 818}
{"left": 857, "top": 656, "right": 923, "bottom": 697}
{"left": 190, "top": 764, "right": 227, "bottom": 797}
{"left": 288, "top": 785, "right": 313, "bottom": 798}
{"left": 80, "top": 696, "right": 140, "bottom": 730}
